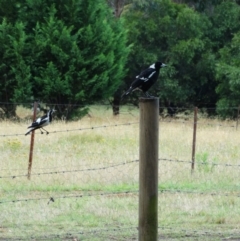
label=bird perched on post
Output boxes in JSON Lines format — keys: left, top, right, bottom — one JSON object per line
{"left": 121, "top": 61, "right": 167, "bottom": 99}
{"left": 25, "top": 109, "right": 56, "bottom": 136}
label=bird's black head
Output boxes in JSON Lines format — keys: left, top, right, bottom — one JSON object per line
{"left": 154, "top": 61, "right": 167, "bottom": 70}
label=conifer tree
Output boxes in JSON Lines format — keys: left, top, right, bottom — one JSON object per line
{"left": 0, "top": 0, "right": 129, "bottom": 119}
{"left": 0, "top": 20, "right": 31, "bottom": 117}
{"left": 21, "top": 0, "right": 129, "bottom": 118}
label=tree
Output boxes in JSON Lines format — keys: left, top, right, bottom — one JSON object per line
{"left": 106, "top": 0, "right": 131, "bottom": 115}
{"left": 0, "top": 20, "right": 31, "bottom": 117}
{"left": 0, "top": 0, "right": 129, "bottom": 119}
{"left": 208, "top": 1, "right": 240, "bottom": 51}
{"left": 209, "top": 1, "right": 240, "bottom": 117}
{"left": 172, "top": 0, "right": 224, "bottom": 13}
{"left": 0, "top": 0, "right": 25, "bottom": 23}
{"left": 215, "top": 31, "right": 240, "bottom": 117}
{"left": 30, "top": 0, "right": 128, "bottom": 119}
{"left": 122, "top": 0, "right": 215, "bottom": 110}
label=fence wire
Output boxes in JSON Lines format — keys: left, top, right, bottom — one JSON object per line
{"left": 1, "top": 158, "right": 240, "bottom": 179}
{"left": 0, "top": 104, "right": 240, "bottom": 240}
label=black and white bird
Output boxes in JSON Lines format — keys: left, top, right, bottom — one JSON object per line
{"left": 25, "top": 109, "right": 56, "bottom": 136}
{"left": 121, "top": 61, "right": 167, "bottom": 99}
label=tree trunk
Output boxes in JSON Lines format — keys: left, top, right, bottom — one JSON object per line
{"left": 1, "top": 104, "right": 17, "bottom": 119}
{"left": 112, "top": 93, "right": 121, "bottom": 115}
{"left": 107, "top": 0, "right": 125, "bottom": 115}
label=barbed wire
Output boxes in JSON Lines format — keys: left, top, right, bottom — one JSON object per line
{"left": 161, "top": 119, "right": 236, "bottom": 128}
{"left": 0, "top": 119, "right": 238, "bottom": 139}
{"left": 1, "top": 189, "right": 239, "bottom": 206}
{"left": 1, "top": 157, "right": 239, "bottom": 178}
{"left": 1, "top": 103, "right": 239, "bottom": 240}
{"left": 0, "top": 121, "right": 139, "bottom": 137}
{"left": 0, "top": 157, "right": 136, "bottom": 171}
{"left": 160, "top": 189, "right": 240, "bottom": 197}
{"left": 0, "top": 133, "right": 26, "bottom": 137}
{"left": 0, "top": 160, "right": 139, "bottom": 179}
{"left": 0, "top": 190, "right": 138, "bottom": 205}
{"left": 159, "top": 158, "right": 240, "bottom": 167}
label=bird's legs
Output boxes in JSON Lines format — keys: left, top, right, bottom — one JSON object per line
{"left": 40, "top": 127, "right": 49, "bottom": 135}
{"left": 144, "top": 92, "right": 155, "bottom": 98}
{"left": 39, "top": 129, "right": 44, "bottom": 134}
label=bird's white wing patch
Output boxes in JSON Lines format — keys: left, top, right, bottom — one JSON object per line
{"left": 140, "top": 71, "right": 156, "bottom": 82}
{"left": 140, "top": 77, "right": 149, "bottom": 82}
{"left": 41, "top": 117, "right": 48, "bottom": 123}
{"left": 149, "top": 63, "right": 155, "bottom": 69}
{"left": 36, "top": 117, "right": 41, "bottom": 124}
{"left": 148, "top": 71, "right": 156, "bottom": 79}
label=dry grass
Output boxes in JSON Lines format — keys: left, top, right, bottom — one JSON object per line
{"left": 0, "top": 105, "right": 239, "bottom": 240}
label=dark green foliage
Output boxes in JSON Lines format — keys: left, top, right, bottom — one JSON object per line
{"left": 209, "top": 1, "right": 240, "bottom": 51}
{"left": 28, "top": 0, "right": 128, "bottom": 118}
{"left": 174, "top": 0, "right": 224, "bottom": 13}
{"left": 123, "top": 0, "right": 215, "bottom": 108}
{"left": 0, "top": 0, "right": 24, "bottom": 23}
{"left": 0, "top": 0, "right": 240, "bottom": 118}
{"left": 120, "top": 0, "right": 240, "bottom": 117}
{"left": 0, "top": 0, "right": 129, "bottom": 119}
{"left": 211, "top": 1, "right": 240, "bottom": 117}
{"left": 0, "top": 20, "right": 31, "bottom": 117}
{"left": 215, "top": 31, "right": 240, "bottom": 117}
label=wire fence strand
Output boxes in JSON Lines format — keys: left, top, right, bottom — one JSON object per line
{"left": 0, "top": 122, "right": 139, "bottom": 137}
{"left": 1, "top": 104, "right": 240, "bottom": 240}
{"left": 1, "top": 157, "right": 240, "bottom": 179}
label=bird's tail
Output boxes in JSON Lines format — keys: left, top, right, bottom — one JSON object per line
{"left": 25, "top": 130, "right": 31, "bottom": 136}
{"left": 121, "top": 88, "right": 132, "bottom": 100}
{"left": 25, "top": 128, "right": 33, "bottom": 136}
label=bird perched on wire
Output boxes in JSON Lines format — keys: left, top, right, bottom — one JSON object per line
{"left": 121, "top": 61, "right": 167, "bottom": 99}
{"left": 25, "top": 109, "right": 56, "bottom": 136}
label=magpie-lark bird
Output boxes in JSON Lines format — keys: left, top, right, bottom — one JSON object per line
{"left": 25, "top": 109, "right": 56, "bottom": 136}
{"left": 121, "top": 61, "right": 167, "bottom": 98}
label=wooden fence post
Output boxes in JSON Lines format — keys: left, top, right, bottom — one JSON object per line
{"left": 139, "top": 97, "right": 159, "bottom": 241}
{"left": 191, "top": 107, "right": 198, "bottom": 173}
{"left": 27, "top": 102, "right": 38, "bottom": 180}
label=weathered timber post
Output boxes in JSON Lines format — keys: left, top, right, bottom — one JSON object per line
{"left": 139, "top": 97, "right": 159, "bottom": 241}
{"left": 27, "top": 102, "right": 38, "bottom": 180}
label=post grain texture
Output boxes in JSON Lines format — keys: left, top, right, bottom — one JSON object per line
{"left": 139, "top": 97, "right": 159, "bottom": 241}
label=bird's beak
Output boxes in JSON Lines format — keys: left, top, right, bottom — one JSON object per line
{"left": 162, "top": 63, "right": 167, "bottom": 67}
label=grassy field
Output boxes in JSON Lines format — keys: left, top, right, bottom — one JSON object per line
{"left": 0, "top": 105, "right": 240, "bottom": 240}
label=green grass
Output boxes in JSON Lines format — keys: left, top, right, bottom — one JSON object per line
{"left": 0, "top": 105, "right": 240, "bottom": 240}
